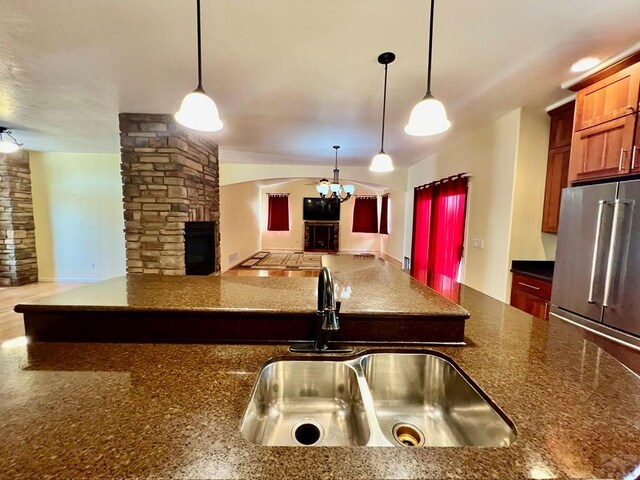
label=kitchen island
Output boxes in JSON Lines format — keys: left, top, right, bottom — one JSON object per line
{"left": 15, "top": 256, "right": 470, "bottom": 344}
{"left": 2, "top": 284, "right": 640, "bottom": 479}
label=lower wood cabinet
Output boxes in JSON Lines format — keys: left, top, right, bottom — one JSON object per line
{"left": 510, "top": 273, "right": 552, "bottom": 320}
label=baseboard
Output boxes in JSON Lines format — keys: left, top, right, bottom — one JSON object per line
{"left": 38, "top": 277, "right": 106, "bottom": 283}
{"left": 223, "top": 250, "right": 262, "bottom": 272}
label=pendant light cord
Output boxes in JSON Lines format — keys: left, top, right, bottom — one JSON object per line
{"left": 196, "top": 0, "right": 203, "bottom": 89}
{"left": 426, "top": 0, "right": 435, "bottom": 94}
{"left": 380, "top": 62, "right": 388, "bottom": 153}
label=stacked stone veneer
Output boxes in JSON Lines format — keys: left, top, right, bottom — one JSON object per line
{"left": 119, "top": 113, "right": 220, "bottom": 275}
{"left": 0, "top": 150, "right": 38, "bottom": 286}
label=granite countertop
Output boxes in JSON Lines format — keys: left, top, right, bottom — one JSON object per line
{"left": 511, "top": 260, "right": 555, "bottom": 282}
{"left": 15, "top": 256, "right": 469, "bottom": 319}
{"left": 2, "top": 286, "right": 640, "bottom": 479}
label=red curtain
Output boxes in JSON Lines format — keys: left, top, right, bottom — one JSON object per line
{"left": 379, "top": 194, "right": 389, "bottom": 235}
{"left": 411, "top": 175, "right": 468, "bottom": 300}
{"left": 410, "top": 187, "right": 432, "bottom": 284}
{"left": 267, "top": 194, "right": 289, "bottom": 231}
{"left": 352, "top": 196, "right": 379, "bottom": 233}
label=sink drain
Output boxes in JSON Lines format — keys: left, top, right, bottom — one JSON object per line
{"left": 393, "top": 423, "right": 425, "bottom": 447}
{"left": 292, "top": 420, "right": 324, "bottom": 446}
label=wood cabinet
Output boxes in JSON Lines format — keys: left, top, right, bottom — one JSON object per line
{"left": 568, "top": 54, "right": 640, "bottom": 184}
{"left": 633, "top": 119, "right": 640, "bottom": 173}
{"left": 569, "top": 114, "right": 637, "bottom": 182}
{"left": 510, "top": 273, "right": 552, "bottom": 320}
{"left": 541, "top": 102, "right": 574, "bottom": 233}
{"left": 574, "top": 63, "right": 639, "bottom": 131}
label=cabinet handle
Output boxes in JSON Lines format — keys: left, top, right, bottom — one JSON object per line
{"left": 618, "top": 148, "right": 627, "bottom": 171}
{"left": 518, "top": 282, "right": 540, "bottom": 290}
{"left": 632, "top": 146, "right": 638, "bottom": 171}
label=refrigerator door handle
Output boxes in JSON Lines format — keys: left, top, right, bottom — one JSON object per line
{"left": 588, "top": 200, "right": 607, "bottom": 304}
{"left": 603, "top": 199, "right": 632, "bottom": 308}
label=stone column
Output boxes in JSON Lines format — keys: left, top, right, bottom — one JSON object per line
{"left": 0, "top": 150, "right": 38, "bottom": 286}
{"left": 119, "top": 113, "right": 220, "bottom": 275}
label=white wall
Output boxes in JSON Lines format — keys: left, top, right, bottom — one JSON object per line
{"left": 510, "top": 108, "right": 558, "bottom": 263}
{"left": 219, "top": 181, "right": 261, "bottom": 271}
{"left": 406, "top": 109, "right": 522, "bottom": 302}
{"left": 261, "top": 178, "right": 382, "bottom": 253}
{"left": 219, "top": 161, "right": 408, "bottom": 191}
{"left": 30, "top": 152, "right": 126, "bottom": 282}
{"left": 380, "top": 188, "right": 406, "bottom": 263}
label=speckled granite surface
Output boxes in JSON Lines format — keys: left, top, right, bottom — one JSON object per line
{"left": 15, "top": 256, "right": 469, "bottom": 319}
{"left": 2, "top": 285, "right": 639, "bottom": 479}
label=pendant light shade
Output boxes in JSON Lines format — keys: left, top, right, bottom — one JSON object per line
{"left": 370, "top": 152, "right": 394, "bottom": 173}
{"left": 175, "top": 88, "right": 223, "bottom": 132}
{"left": 404, "top": 94, "right": 451, "bottom": 136}
{"left": 370, "top": 52, "right": 395, "bottom": 173}
{"left": 405, "top": 0, "right": 451, "bottom": 137}
{"left": 0, "top": 127, "right": 22, "bottom": 153}
{"left": 175, "top": 0, "right": 224, "bottom": 132}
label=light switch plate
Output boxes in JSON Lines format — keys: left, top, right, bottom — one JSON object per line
{"left": 472, "top": 239, "right": 485, "bottom": 249}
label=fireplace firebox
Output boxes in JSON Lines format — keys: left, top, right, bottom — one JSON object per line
{"left": 184, "top": 222, "right": 216, "bottom": 275}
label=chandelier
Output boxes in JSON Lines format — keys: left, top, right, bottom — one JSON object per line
{"left": 316, "top": 145, "right": 355, "bottom": 203}
{"left": 0, "top": 127, "right": 23, "bottom": 153}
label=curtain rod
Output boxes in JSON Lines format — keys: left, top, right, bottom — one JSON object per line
{"left": 267, "top": 193, "right": 289, "bottom": 197}
{"left": 415, "top": 172, "right": 469, "bottom": 190}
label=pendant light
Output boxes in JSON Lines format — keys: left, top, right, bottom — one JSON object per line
{"left": 370, "top": 52, "right": 395, "bottom": 173}
{"left": 0, "top": 127, "right": 23, "bottom": 153}
{"left": 316, "top": 146, "right": 355, "bottom": 203}
{"left": 175, "top": 0, "right": 223, "bottom": 132}
{"left": 405, "top": 0, "right": 451, "bottom": 136}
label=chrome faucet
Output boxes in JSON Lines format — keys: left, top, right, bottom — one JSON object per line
{"left": 315, "top": 266, "right": 339, "bottom": 350}
{"left": 289, "top": 266, "right": 354, "bottom": 353}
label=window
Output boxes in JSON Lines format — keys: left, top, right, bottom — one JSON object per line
{"left": 411, "top": 175, "right": 468, "bottom": 300}
{"left": 267, "top": 194, "right": 289, "bottom": 231}
{"left": 379, "top": 194, "right": 389, "bottom": 235}
{"left": 352, "top": 196, "right": 378, "bottom": 233}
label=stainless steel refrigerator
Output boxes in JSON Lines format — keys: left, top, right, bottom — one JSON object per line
{"left": 551, "top": 179, "right": 640, "bottom": 346}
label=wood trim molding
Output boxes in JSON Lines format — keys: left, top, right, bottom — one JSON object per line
{"left": 569, "top": 51, "right": 640, "bottom": 92}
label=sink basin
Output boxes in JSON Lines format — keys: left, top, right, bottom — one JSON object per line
{"left": 241, "top": 351, "right": 516, "bottom": 447}
{"left": 240, "top": 360, "right": 370, "bottom": 446}
{"left": 361, "top": 353, "right": 517, "bottom": 447}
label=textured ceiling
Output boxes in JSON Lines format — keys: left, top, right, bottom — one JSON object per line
{"left": 1, "top": 0, "right": 639, "bottom": 166}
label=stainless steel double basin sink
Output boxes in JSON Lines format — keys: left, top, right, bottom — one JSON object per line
{"left": 240, "top": 351, "right": 516, "bottom": 447}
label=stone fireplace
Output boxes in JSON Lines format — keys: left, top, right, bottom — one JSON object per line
{"left": 119, "top": 113, "right": 220, "bottom": 275}
{"left": 0, "top": 150, "right": 38, "bottom": 286}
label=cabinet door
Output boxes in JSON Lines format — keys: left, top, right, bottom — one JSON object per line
{"left": 632, "top": 116, "right": 640, "bottom": 173}
{"left": 569, "top": 115, "right": 636, "bottom": 182}
{"left": 575, "top": 63, "right": 639, "bottom": 131}
{"left": 548, "top": 102, "right": 575, "bottom": 149}
{"left": 510, "top": 289, "right": 549, "bottom": 320}
{"left": 541, "top": 145, "right": 571, "bottom": 233}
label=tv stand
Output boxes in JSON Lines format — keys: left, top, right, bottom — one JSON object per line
{"left": 304, "top": 221, "right": 339, "bottom": 252}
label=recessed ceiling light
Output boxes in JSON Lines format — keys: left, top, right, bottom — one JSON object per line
{"left": 570, "top": 57, "right": 601, "bottom": 73}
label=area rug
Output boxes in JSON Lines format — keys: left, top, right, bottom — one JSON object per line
{"left": 237, "top": 252, "right": 323, "bottom": 271}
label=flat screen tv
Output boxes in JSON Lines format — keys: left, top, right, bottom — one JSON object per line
{"left": 303, "top": 197, "right": 340, "bottom": 221}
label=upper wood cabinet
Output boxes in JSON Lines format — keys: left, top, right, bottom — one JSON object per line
{"left": 574, "top": 62, "right": 639, "bottom": 131}
{"left": 633, "top": 118, "right": 640, "bottom": 173}
{"left": 541, "top": 102, "right": 574, "bottom": 233}
{"left": 569, "top": 114, "right": 637, "bottom": 182}
{"left": 568, "top": 53, "right": 640, "bottom": 184}
{"left": 548, "top": 102, "right": 575, "bottom": 149}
